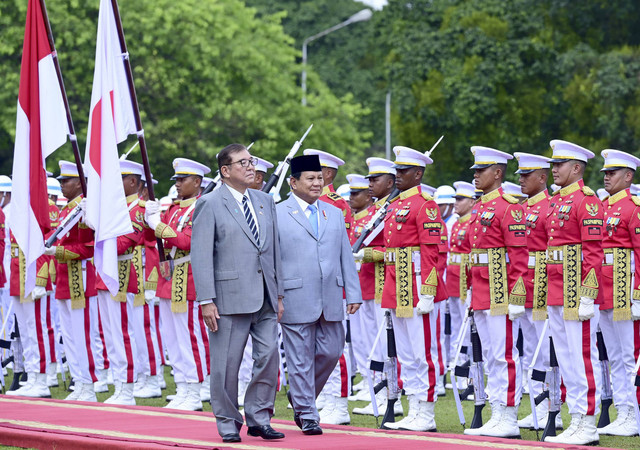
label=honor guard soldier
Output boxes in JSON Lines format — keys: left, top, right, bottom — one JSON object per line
{"left": 512, "top": 152, "right": 559, "bottom": 430}
{"left": 45, "top": 161, "right": 101, "bottom": 402}
{"left": 463, "top": 147, "right": 528, "bottom": 439}
{"left": 249, "top": 157, "right": 274, "bottom": 191}
{"left": 595, "top": 150, "right": 640, "bottom": 437}
{"left": 543, "top": 140, "right": 604, "bottom": 445}
{"left": 380, "top": 146, "right": 446, "bottom": 432}
{"left": 0, "top": 176, "right": 14, "bottom": 366}
{"left": 502, "top": 181, "right": 527, "bottom": 203}
{"left": 145, "top": 158, "right": 210, "bottom": 411}
{"left": 445, "top": 182, "right": 476, "bottom": 374}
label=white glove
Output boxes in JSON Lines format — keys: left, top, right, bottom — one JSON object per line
{"left": 508, "top": 304, "right": 525, "bottom": 321}
{"left": 631, "top": 301, "right": 640, "bottom": 321}
{"left": 44, "top": 246, "right": 57, "bottom": 256}
{"left": 578, "top": 296, "right": 595, "bottom": 321}
{"left": 31, "top": 285, "right": 47, "bottom": 300}
{"left": 415, "top": 294, "right": 435, "bottom": 315}
{"left": 146, "top": 212, "right": 161, "bottom": 230}
{"left": 145, "top": 200, "right": 160, "bottom": 216}
{"left": 144, "top": 289, "right": 156, "bottom": 304}
{"left": 78, "top": 198, "right": 87, "bottom": 212}
{"left": 353, "top": 249, "right": 364, "bottom": 262}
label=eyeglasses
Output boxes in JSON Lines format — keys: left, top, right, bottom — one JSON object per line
{"left": 226, "top": 157, "right": 258, "bottom": 168}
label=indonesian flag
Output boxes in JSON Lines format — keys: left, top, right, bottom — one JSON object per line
{"left": 11, "top": 0, "right": 69, "bottom": 297}
{"left": 84, "top": 0, "right": 136, "bottom": 295}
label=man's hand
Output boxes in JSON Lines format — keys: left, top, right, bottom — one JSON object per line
{"left": 201, "top": 302, "right": 221, "bottom": 332}
{"left": 508, "top": 304, "right": 525, "bottom": 321}
{"left": 416, "top": 294, "right": 435, "bottom": 315}
{"left": 146, "top": 212, "right": 161, "bottom": 230}
{"left": 347, "top": 303, "right": 360, "bottom": 314}
{"left": 632, "top": 300, "right": 640, "bottom": 321}
{"left": 578, "top": 296, "right": 595, "bottom": 321}
{"left": 353, "top": 249, "right": 364, "bottom": 262}
{"left": 44, "top": 246, "right": 57, "bottom": 256}
{"left": 144, "top": 289, "right": 156, "bottom": 304}
{"left": 31, "top": 285, "right": 47, "bottom": 300}
{"left": 145, "top": 200, "right": 159, "bottom": 216}
{"left": 78, "top": 198, "right": 87, "bottom": 212}
{"left": 277, "top": 296, "right": 284, "bottom": 322}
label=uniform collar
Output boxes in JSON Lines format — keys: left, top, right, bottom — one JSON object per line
{"left": 480, "top": 187, "right": 502, "bottom": 203}
{"left": 354, "top": 209, "right": 369, "bottom": 221}
{"left": 458, "top": 213, "right": 471, "bottom": 223}
{"left": 125, "top": 193, "right": 139, "bottom": 205}
{"left": 608, "top": 188, "right": 629, "bottom": 205}
{"left": 179, "top": 196, "right": 198, "bottom": 208}
{"left": 375, "top": 195, "right": 390, "bottom": 208}
{"left": 527, "top": 189, "right": 548, "bottom": 206}
{"left": 559, "top": 179, "right": 583, "bottom": 197}
{"left": 321, "top": 185, "right": 335, "bottom": 196}
{"left": 64, "top": 195, "right": 83, "bottom": 211}
{"left": 399, "top": 185, "right": 420, "bottom": 200}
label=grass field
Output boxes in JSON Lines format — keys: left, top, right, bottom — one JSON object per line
{"left": 3, "top": 368, "right": 638, "bottom": 449}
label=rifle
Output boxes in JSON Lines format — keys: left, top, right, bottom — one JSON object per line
{"left": 380, "top": 311, "right": 400, "bottom": 429}
{"left": 527, "top": 319, "right": 549, "bottom": 436}
{"left": 541, "top": 336, "right": 562, "bottom": 440}
{"left": 450, "top": 306, "right": 471, "bottom": 429}
{"left": 262, "top": 124, "right": 313, "bottom": 194}
{"left": 365, "top": 317, "right": 387, "bottom": 425}
{"left": 352, "top": 188, "right": 401, "bottom": 253}
{"left": 345, "top": 316, "right": 357, "bottom": 395}
{"left": 44, "top": 205, "right": 83, "bottom": 248}
{"left": 596, "top": 327, "right": 613, "bottom": 428}
{"left": 444, "top": 300, "right": 452, "bottom": 376}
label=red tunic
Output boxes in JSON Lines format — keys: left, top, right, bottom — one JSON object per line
{"left": 446, "top": 213, "right": 472, "bottom": 299}
{"left": 523, "top": 190, "right": 550, "bottom": 308}
{"left": 351, "top": 208, "right": 375, "bottom": 300}
{"left": 320, "top": 184, "right": 353, "bottom": 232}
{"left": 468, "top": 188, "right": 528, "bottom": 311}
{"left": 546, "top": 180, "right": 604, "bottom": 307}
{"left": 0, "top": 207, "right": 5, "bottom": 288}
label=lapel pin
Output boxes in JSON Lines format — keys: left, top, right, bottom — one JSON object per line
{"left": 322, "top": 210, "right": 327, "bottom": 220}
{"left": 293, "top": 210, "right": 299, "bottom": 214}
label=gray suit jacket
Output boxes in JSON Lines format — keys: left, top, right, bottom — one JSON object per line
{"left": 191, "top": 184, "right": 283, "bottom": 314}
{"left": 276, "top": 195, "right": 362, "bottom": 324}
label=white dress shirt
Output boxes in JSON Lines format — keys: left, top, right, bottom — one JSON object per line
{"left": 226, "top": 185, "right": 259, "bottom": 234}
{"left": 291, "top": 193, "right": 320, "bottom": 231}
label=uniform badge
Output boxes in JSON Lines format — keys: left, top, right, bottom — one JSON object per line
{"left": 586, "top": 203, "right": 599, "bottom": 217}
{"left": 510, "top": 209, "right": 523, "bottom": 223}
{"left": 425, "top": 207, "right": 439, "bottom": 221}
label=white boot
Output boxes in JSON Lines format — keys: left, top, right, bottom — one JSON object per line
{"left": 165, "top": 382, "right": 188, "bottom": 408}
{"left": 481, "top": 405, "right": 520, "bottom": 438}
{"left": 135, "top": 374, "right": 162, "bottom": 398}
{"left": 352, "top": 378, "right": 368, "bottom": 392}
{"left": 104, "top": 381, "right": 123, "bottom": 404}
{"left": 352, "top": 387, "right": 403, "bottom": 416}
{"left": 384, "top": 395, "right": 420, "bottom": 430}
{"left": 10, "top": 372, "right": 51, "bottom": 398}
{"left": 348, "top": 386, "right": 372, "bottom": 402}
{"left": 519, "top": 399, "right": 549, "bottom": 429}
{"left": 599, "top": 405, "right": 639, "bottom": 436}
{"left": 316, "top": 392, "right": 328, "bottom": 410}
{"left": 94, "top": 369, "right": 109, "bottom": 393}
{"left": 436, "top": 375, "right": 446, "bottom": 397}
{"left": 200, "top": 375, "right": 210, "bottom": 402}
{"left": 115, "top": 382, "right": 136, "bottom": 405}
{"left": 174, "top": 382, "right": 203, "bottom": 411}
{"left": 133, "top": 374, "right": 147, "bottom": 395}
{"left": 76, "top": 382, "right": 97, "bottom": 402}
{"left": 394, "top": 399, "right": 436, "bottom": 432}
{"left": 46, "top": 363, "right": 59, "bottom": 387}
{"left": 158, "top": 367, "right": 166, "bottom": 389}
{"left": 64, "top": 381, "right": 82, "bottom": 401}
{"left": 545, "top": 414, "right": 599, "bottom": 445}
{"left": 464, "top": 403, "right": 503, "bottom": 436}
{"left": 320, "top": 396, "right": 350, "bottom": 425}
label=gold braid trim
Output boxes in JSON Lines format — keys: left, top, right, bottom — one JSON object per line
{"left": 634, "top": 289, "right": 640, "bottom": 301}
{"left": 363, "top": 248, "right": 385, "bottom": 263}
{"left": 112, "top": 249, "right": 132, "bottom": 303}
{"left": 459, "top": 253, "right": 469, "bottom": 299}
{"left": 532, "top": 251, "right": 548, "bottom": 321}
{"left": 145, "top": 267, "right": 158, "bottom": 291}
{"left": 509, "top": 276, "right": 527, "bottom": 306}
{"left": 488, "top": 247, "right": 508, "bottom": 316}
{"left": 49, "top": 260, "right": 56, "bottom": 284}
{"left": 612, "top": 248, "right": 632, "bottom": 321}
{"left": 580, "top": 268, "right": 599, "bottom": 299}
{"left": 36, "top": 262, "right": 49, "bottom": 288}
{"left": 55, "top": 246, "right": 80, "bottom": 262}
{"left": 68, "top": 260, "right": 86, "bottom": 310}
{"left": 374, "top": 261, "right": 384, "bottom": 304}
{"left": 18, "top": 249, "right": 27, "bottom": 302}
{"left": 420, "top": 267, "right": 437, "bottom": 296}
{"left": 395, "top": 248, "right": 414, "bottom": 318}
{"left": 155, "top": 222, "right": 178, "bottom": 239}
{"left": 562, "top": 244, "right": 581, "bottom": 321}
{"left": 171, "top": 249, "right": 189, "bottom": 313}
{"left": 132, "top": 246, "right": 145, "bottom": 307}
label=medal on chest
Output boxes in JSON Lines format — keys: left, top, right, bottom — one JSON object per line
{"left": 480, "top": 211, "right": 494, "bottom": 231}
{"left": 557, "top": 205, "right": 572, "bottom": 226}
{"left": 526, "top": 213, "right": 539, "bottom": 229}
{"left": 606, "top": 216, "right": 620, "bottom": 236}
{"left": 395, "top": 206, "right": 410, "bottom": 223}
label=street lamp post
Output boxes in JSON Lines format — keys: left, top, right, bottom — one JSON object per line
{"left": 301, "top": 8, "right": 373, "bottom": 106}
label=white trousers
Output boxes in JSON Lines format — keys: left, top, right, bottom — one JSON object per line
{"left": 391, "top": 303, "right": 441, "bottom": 402}
{"left": 12, "top": 295, "right": 55, "bottom": 374}
{"left": 548, "top": 305, "right": 601, "bottom": 415}
{"left": 599, "top": 310, "right": 637, "bottom": 408}
{"left": 473, "top": 310, "right": 522, "bottom": 407}
{"left": 351, "top": 299, "right": 386, "bottom": 378}
{"left": 158, "top": 299, "right": 208, "bottom": 383}
{"left": 97, "top": 291, "right": 137, "bottom": 383}
{"left": 520, "top": 308, "right": 549, "bottom": 397}
{"left": 58, "top": 297, "right": 100, "bottom": 384}
{"left": 448, "top": 297, "right": 470, "bottom": 364}
{"left": 132, "top": 301, "right": 162, "bottom": 377}
{"left": 153, "top": 303, "right": 165, "bottom": 366}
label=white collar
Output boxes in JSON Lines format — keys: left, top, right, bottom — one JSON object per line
{"left": 226, "top": 184, "right": 249, "bottom": 204}
{"left": 292, "top": 192, "right": 319, "bottom": 212}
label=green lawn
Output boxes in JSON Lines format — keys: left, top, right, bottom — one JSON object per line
{"left": 2, "top": 368, "right": 639, "bottom": 449}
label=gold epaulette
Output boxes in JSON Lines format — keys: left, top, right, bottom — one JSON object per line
{"left": 632, "top": 196, "right": 640, "bottom": 207}
{"left": 421, "top": 192, "right": 433, "bottom": 201}
{"left": 48, "top": 199, "right": 56, "bottom": 206}
{"left": 138, "top": 199, "right": 146, "bottom": 207}
{"left": 327, "top": 192, "right": 342, "bottom": 202}
{"left": 503, "top": 193, "right": 519, "bottom": 204}
{"left": 551, "top": 189, "right": 561, "bottom": 196}
{"left": 582, "top": 186, "right": 595, "bottom": 196}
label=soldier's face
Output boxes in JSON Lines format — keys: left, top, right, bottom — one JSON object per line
{"left": 454, "top": 197, "right": 474, "bottom": 216}
{"left": 603, "top": 168, "right": 633, "bottom": 195}
{"left": 291, "top": 171, "right": 323, "bottom": 204}
{"left": 175, "top": 175, "right": 201, "bottom": 199}
{"left": 60, "top": 177, "right": 82, "bottom": 200}
{"left": 395, "top": 167, "right": 422, "bottom": 191}
{"left": 473, "top": 167, "right": 495, "bottom": 191}
{"left": 349, "top": 189, "right": 370, "bottom": 211}
{"left": 551, "top": 161, "right": 572, "bottom": 186}
{"left": 249, "top": 171, "right": 265, "bottom": 190}
{"left": 369, "top": 174, "right": 394, "bottom": 199}
{"left": 519, "top": 170, "right": 546, "bottom": 196}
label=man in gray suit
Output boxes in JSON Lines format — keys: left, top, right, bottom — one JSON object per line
{"left": 277, "top": 155, "right": 362, "bottom": 435}
{"left": 191, "top": 144, "right": 284, "bottom": 443}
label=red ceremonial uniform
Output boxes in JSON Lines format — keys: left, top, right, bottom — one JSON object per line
{"left": 523, "top": 190, "right": 550, "bottom": 309}
{"left": 446, "top": 213, "right": 472, "bottom": 299}
{"left": 436, "top": 220, "right": 449, "bottom": 303}
{"left": 468, "top": 188, "right": 528, "bottom": 311}
{"left": 351, "top": 208, "right": 375, "bottom": 300}
{"left": 320, "top": 184, "right": 353, "bottom": 232}
{"left": 0, "top": 207, "right": 6, "bottom": 288}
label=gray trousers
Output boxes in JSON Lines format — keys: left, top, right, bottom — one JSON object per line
{"left": 209, "top": 299, "right": 278, "bottom": 437}
{"left": 281, "top": 316, "right": 345, "bottom": 421}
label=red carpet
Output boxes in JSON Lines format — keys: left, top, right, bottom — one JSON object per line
{"left": 0, "top": 395, "right": 614, "bottom": 449}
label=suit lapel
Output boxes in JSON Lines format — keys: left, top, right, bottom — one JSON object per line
{"left": 249, "top": 189, "right": 267, "bottom": 249}
{"left": 222, "top": 184, "right": 258, "bottom": 247}
{"left": 287, "top": 196, "right": 317, "bottom": 240}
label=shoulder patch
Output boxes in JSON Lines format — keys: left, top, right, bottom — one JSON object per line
{"left": 582, "top": 186, "right": 595, "bottom": 196}
{"left": 421, "top": 192, "right": 433, "bottom": 201}
{"left": 327, "top": 192, "right": 342, "bottom": 202}
{"left": 632, "top": 196, "right": 640, "bottom": 207}
{"left": 502, "top": 193, "right": 518, "bottom": 204}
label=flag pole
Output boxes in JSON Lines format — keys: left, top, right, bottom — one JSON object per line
{"left": 109, "top": 0, "right": 165, "bottom": 259}
{"left": 38, "top": 0, "right": 87, "bottom": 196}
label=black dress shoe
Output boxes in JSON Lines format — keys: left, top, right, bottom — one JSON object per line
{"left": 247, "top": 425, "right": 285, "bottom": 440}
{"left": 286, "top": 391, "right": 302, "bottom": 429}
{"left": 301, "top": 419, "right": 323, "bottom": 435}
{"left": 222, "top": 433, "right": 241, "bottom": 443}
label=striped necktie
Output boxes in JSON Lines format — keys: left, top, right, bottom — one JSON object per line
{"left": 242, "top": 195, "right": 259, "bottom": 244}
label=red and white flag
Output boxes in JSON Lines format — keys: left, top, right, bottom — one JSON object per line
{"left": 11, "top": 0, "right": 69, "bottom": 297}
{"left": 84, "top": 0, "right": 136, "bottom": 295}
